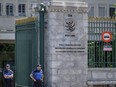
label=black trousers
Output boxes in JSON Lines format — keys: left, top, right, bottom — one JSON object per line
{"left": 33, "top": 80, "right": 42, "bottom": 87}
{"left": 4, "top": 79, "right": 12, "bottom": 87}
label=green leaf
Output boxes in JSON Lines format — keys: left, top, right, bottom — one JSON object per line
{"left": 115, "top": 11, "right": 116, "bottom": 15}
{"left": 112, "top": 4, "right": 116, "bottom": 7}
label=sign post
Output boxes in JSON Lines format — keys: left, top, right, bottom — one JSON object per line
{"left": 102, "top": 32, "right": 112, "bottom": 51}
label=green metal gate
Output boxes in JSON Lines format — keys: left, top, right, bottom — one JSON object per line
{"left": 88, "top": 17, "right": 116, "bottom": 68}
{"left": 15, "top": 17, "right": 38, "bottom": 87}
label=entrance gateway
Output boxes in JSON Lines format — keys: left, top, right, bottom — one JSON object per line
{"left": 14, "top": 0, "right": 116, "bottom": 87}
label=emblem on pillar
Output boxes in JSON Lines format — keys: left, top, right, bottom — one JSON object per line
{"left": 65, "top": 21, "right": 75, "bottom": 32}
{"left": 64, "top": 13, "right": 76, "bottom": 32}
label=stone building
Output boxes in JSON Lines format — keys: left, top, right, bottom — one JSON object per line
{"left": 41, "top": 0, "right": 116, "bottom": 17}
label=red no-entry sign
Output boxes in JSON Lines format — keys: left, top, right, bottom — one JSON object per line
{"left": 102, "top": 32, "right": 112, "bottom": 42}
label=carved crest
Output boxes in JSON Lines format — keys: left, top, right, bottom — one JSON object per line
{"left": 65, "top": 21, "right": 75, "bottom": 32}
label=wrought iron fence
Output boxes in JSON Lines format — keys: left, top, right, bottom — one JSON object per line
{"left": 88, "top": 17, "right": 116, "bottom": 68}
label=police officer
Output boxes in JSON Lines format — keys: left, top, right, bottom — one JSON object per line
{"left": 3, "top": 64, "right": 14, "bottom": 87}
{"left": 30, "top": 64, "right": 43, "bottom": 87}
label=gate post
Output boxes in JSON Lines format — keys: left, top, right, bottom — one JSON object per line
{"left": 45, "top": 0, "right": 88, "bottom": 87}
{"left": 39, "top": 3, "right": 46, "bottom": 71}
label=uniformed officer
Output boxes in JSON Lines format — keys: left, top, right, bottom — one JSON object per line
{"left": 30, "top": 64, "right": 43, "bottom": 87}
{"left": 3, "top": 64, "right": 14, "bottom": 87}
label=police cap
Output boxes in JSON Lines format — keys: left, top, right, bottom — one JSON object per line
{"left": 6, "top": 64, "right": 10, "bottom": 67}
{"left": 36, "top": 64, "right": 41, "bottom": 67}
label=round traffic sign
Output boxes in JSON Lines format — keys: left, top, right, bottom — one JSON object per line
{"left": 102, "top": 32, "right": 112, "bottom": 42}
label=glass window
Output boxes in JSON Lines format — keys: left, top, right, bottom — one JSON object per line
{"left": 18, "top": 4, "right": 26, "bottom": 16}
{"left": 6, "top": 3, "right": 14, "bottom": 16}
{"left": 99, "top": 7, "right": 105, "bottom": 17}
{"left": 109, "top": 7, "right": 115, "bottom": 17}
{"left": 88, "top": 7, "right": 94, "bottom": 17}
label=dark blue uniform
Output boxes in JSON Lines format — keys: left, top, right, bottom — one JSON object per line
{"left": 3, "top": 69, "right": 13, "bottom": 87}
{"left": 32, "top": 69, "right": 43, "bottom": 87}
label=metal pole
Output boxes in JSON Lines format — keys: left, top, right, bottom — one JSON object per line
{"left": 39, "top": 3, "right": 46, "bottom": 72}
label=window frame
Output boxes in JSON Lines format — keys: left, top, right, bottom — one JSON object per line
{"left": 88, "top": 6, "right": 94, "bottom": 17}
{"left": 109, "top": 7, "right": 116, "bottom": 17}
{"left": 6, "top": 3, "right": 14, "bottom": 16}
{"left": 99, "top": 7, "right": 106, "bottom": 17}
{"left": 109, "top": 4, "right": 116, "bottom": 17}
{"left": 98, "top": 4, "right": 107, "bottom": 17}
{"left": 18, "top": 4, "right": 26, "bottom": 16}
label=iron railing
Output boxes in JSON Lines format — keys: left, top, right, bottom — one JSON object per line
{"left": 88, "top": 17, "right": 116, "bottom": 68}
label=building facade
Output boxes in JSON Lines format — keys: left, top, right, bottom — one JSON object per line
{"left": 0, "top": 0, "right": 115, "bottom": 42}
{"left": 87, "top": 0, "right": 116, "bottom": 17}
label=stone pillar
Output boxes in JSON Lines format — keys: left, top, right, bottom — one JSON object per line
{"left": 2, "top": 0, "right": 6, "bottom": 16}
{"left": 14, "top": 0, "right": 18, "bottom": 16}
{"left": 45, "top": 1, "right": 88, "bottom": 87}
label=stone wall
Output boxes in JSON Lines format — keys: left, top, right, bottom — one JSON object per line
{"left": 87, "top": 68, "right": 116, "bottom": 86}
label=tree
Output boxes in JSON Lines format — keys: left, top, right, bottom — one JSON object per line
{"left": 113, "top": 4, "right": 116, "bottom": 15}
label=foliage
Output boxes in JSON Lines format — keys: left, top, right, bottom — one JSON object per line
{"left": 0, "top": 44, "right": 15, "bottom": 61}
{"left": 0, "top": 44, "right": 14, "bottom": 52}
{"left": 113, "top": 4, "right": 116, "bottom": 15}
